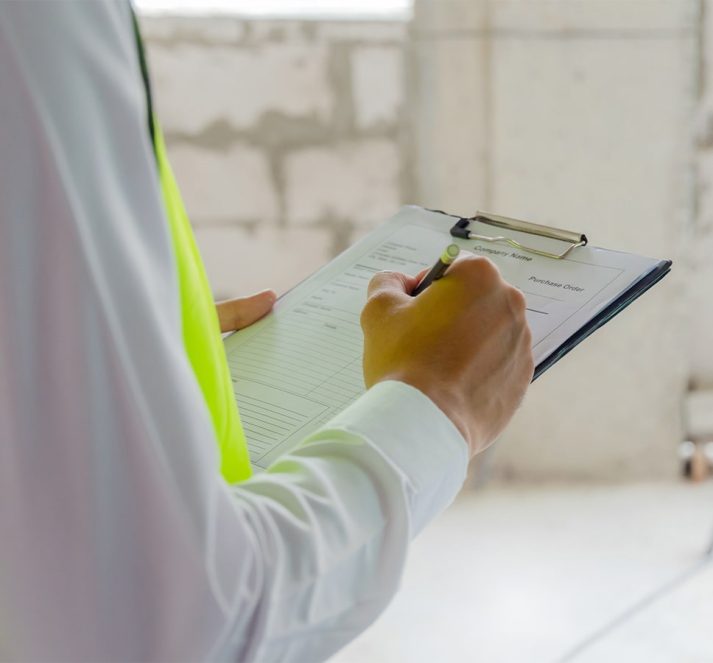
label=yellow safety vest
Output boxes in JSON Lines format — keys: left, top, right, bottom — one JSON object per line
{"left": 132, "top": 12, "right": 251, "bottom": 483}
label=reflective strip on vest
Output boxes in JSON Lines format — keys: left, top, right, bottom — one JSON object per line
{"left": 132, "top": 11, "right": 251, "bottom": 483}
{"left": 153, "top": 127, "right": 251, "bottom": 484}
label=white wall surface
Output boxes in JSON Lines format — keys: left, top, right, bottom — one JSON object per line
{"left": 694, "top": 1, "right": 713, "bottom": 389}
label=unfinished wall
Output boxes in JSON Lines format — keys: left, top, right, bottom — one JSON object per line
{"left": 695, "top": 1, "right": 713, "bottom": 390}
{"left": 142, "top": 16, "right": 408, "bottom": 298}
{"left": 409, "top": 0, "right": 698, "bottom": 480}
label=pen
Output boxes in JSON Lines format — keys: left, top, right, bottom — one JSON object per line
{"left": 412, "top": 243, "right": 461, "bottom": 296}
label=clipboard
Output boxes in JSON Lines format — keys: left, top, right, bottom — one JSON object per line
{"left": 225, "top": 205, "right": 673, "bottom": 467}
{"left": 430, "top": 209, "right": 673, "bottom": 381}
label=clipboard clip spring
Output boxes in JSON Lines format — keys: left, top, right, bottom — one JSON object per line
{"left": 450, "top": 212, "right": 588, "bottom": 260}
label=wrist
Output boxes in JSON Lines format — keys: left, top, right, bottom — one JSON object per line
{"left": 378, "top": 374, "right": 474, "bottom": 455}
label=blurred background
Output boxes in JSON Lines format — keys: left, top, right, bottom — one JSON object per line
{"left": 137, "top": 0, "right": 713, "bottom": 660}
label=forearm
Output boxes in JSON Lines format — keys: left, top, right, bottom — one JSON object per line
{"left": 221, "top": 381, "right": 468, "bottom": 662}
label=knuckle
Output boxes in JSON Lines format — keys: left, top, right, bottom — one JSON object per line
{"left": 367, "top": 272, "right": 388, "bottom": 294}
{"left": 360, "top": 304, "right": 376, "bottom": 331}
{"left": 522, "top": 322, "right": 533, "bottom": 346}
{"left": 474, "top": 256, "right": 502, "bottom": 281}
{"left": 368, "top": 271, "right": 408, "bottom": 299}
{"left": 361, "top": 290, "right": 393, "bottom": 327}
{"left": 526, "top": 353, "right": 535, "bottom": 379}
{"left": 359, "top": 304, "right": 369, "bottom": 328}
{"left": 450, "top": 255, "right": 501, "bottom": 285}
{"left": 368, "top": 289, "right": 393, "bottom": 307}
{"left": 521, "top": 330, "right": 535, "bottom": 376}
{"left": 507, "top": 287, "right": 527, "bottom": 315}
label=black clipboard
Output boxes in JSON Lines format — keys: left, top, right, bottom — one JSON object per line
{"left": 531, "top": 258, "right": 671, "bottom": 380}
{"left": 430, "top": 209, "right": 672, "bottom": 382}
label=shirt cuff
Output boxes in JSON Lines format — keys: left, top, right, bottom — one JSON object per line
{"left": 320, "top": 380, "right": 469, "bottom": 536}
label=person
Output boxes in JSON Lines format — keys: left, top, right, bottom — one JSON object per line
{"left": 0, "top": 2, "right": 534, "bottom": 661}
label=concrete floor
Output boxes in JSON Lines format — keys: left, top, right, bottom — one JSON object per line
{"left": 332, "top": 481, "right": 713, "bottom": 663}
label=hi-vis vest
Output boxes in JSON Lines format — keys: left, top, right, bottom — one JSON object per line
{"left": 132, "top": 12, "right": 251, "bottom": 483}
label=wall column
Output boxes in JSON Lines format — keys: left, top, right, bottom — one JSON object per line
{"left": 410, "top": 0, "right": 492, "bottom": 215}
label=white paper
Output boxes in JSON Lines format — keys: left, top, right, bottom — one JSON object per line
{"left": 225, "top": 206, "right": 663, "bottom": 468}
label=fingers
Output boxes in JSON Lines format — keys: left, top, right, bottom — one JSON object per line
{"left": 362, "top": 270, "right": 419, "bottom": 333}
{"left": 218, "top": 289, "right": 277, "bottom": 332}
{"left": 506, "top": 285, "right": 528, "bottom": 319}
{"left": 366, "top": 256, "right": 501, "bottom": 303}
{"left": 445, "top": 254, "right": 503, "bottom": 291}
{"left": 366, "top": 270, "right": 420, "bottom": 299}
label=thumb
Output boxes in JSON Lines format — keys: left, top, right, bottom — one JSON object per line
{"left": 367, "top": 270, "right": 422, "bottom": 300}
{"left": 218, "top": 289, "right": 276, "bottom": 332}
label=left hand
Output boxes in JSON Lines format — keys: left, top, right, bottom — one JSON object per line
{"left": 216, "top": 289, "right": 277, "bottom": 333}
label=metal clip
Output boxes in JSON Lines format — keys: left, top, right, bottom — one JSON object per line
{"left": 450, "top": 212, "right": 587, "bottom": 260}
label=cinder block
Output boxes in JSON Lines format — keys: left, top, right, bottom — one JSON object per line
{"left": 248, "top": 20, "right": 307, "bottom": 44}
{"left": 140, "top": 15, "right": 246, "bottom": 44}
{"left": 412, "top": 0, "right": 489, "bottom": 34}
{"left": 317, "top": 21, "right": 407, "bottom": 42}
{"left": 351, "top": 46, "right": 404, "bottom": 130}
{"left": 146, "top": 40, "right": 332, "bottom": 134}
{"left": 492, "top": 0, "right": 698, "bottom": 32}
{"left": 167, "top": 143, "right": 278, "bottom": 224}
{"left": 193, "top": 225, "right": 333, "bottom": 300}
{"left": 284, "top": 140, "right": 401, "bottom": 227}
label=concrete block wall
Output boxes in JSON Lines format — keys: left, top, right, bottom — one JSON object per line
{"left": 488, "top": 2, "right": 697, "bottom": 481}
{"left": 694, "top": 1, "right": 713, "bottom": 390}
{"left": 141, "top": 16, "right": 407, "bottom": 298}
{"left": 141, "top": 3, "right": 712, "bottom": 481}
{"left": 410, "top": 0, "right": 698, "bottom": 481}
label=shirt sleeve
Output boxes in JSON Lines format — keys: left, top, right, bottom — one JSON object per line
{"left": 224, "top": 381, "right": 468, "bottom": 662}
{"left": 0, "top": 3, "right": 468, "bottom": 663}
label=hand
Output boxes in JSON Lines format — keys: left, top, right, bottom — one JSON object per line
{"left": 361, "top": 256, "right": 534, "bottom": 457}
{"left": 216, "top": 289, "right": 277, "bottom": 333}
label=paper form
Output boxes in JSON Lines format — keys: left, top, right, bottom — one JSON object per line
{"left": 224, "top": 206, "right": 662, "bottom": 468}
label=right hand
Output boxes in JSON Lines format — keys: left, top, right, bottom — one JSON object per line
{"left": 361, "top": 255, "right": 534, "bottom": 457}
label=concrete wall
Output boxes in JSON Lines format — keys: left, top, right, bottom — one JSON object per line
{"left": 695, "top": 1, "right": 713, "bottom": 390}
{"left": 408, "top": 0, "right": 699, "bottom": 481}
{"left": 141, "top": 16, "right": 408, "bottom": 298}
{"left": 141, "top": 1, "right": 712, "bottom": 481}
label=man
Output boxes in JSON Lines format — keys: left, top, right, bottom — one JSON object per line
{"left": 0, "top": 2, "right": 533, "bottom": 661}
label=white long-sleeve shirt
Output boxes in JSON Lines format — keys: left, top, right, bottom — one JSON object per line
{"left": 0, "top": 2, "right": 468, "bottom": 661}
